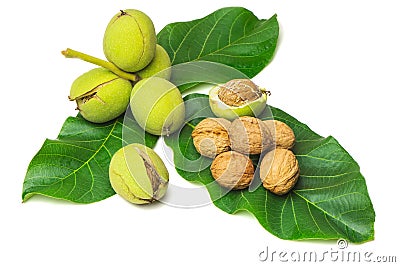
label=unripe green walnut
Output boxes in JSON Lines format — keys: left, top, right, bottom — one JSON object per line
{"left": 130, "top": 77, "right": 185, "bottom": 136}
{"left": 109, "top": 144, "right": 169, "bottom": 204}
{"left": 103, "top": 9, "right": 156, "bottom": 72}
{"left": 69, "top": 68, "right": 132, "bottom": 123}
{"left": 209, "top": 79, "right": 268, "bottom": 120}
{"left": 137, "top": 44, "right": 172, "bottom": 80}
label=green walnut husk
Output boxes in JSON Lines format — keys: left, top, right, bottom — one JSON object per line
{"left": 209, "top": 79, "right": 268, "bottom": 121}
{"left": 103, "top": 9, "right": 157, "bottom": 72}
{"left": 130, "top": 77, "right": 185, "bottom": 136}
{"left": 137, "top": 44, "right": 172, "bottom": 80}
{"left": 109, "top": 143, "right": 169, "bottom": 204}
{"left": 69, "top": 68, "right": 132, "bottom": 123}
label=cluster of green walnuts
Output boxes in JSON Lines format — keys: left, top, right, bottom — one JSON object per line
{"left": 65, "top": 9, "right": 186, "bottom": 205}
{"left": 67, "top": 9, "right": 185, "bottom": 136}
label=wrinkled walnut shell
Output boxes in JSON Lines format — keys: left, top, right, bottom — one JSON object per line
{"left": 209, "top": 79, "right": 267, "bottom": 121}
{"left": 260, "top": 148, "right": 300, "bottom": 195}
{"left": 263, "top": 120, "right": 296, "bottom": 149}
{"left": 229, "top": 116, "right": 272, "bottom": 155}
{"left": 191, "top": 118, "right": 231, "bottom": 158}
{"left": 210, "top": 151, "right": 254, "bottom": 190}
{"left": 218, "top": 79, "right": 262, "bottom": 107}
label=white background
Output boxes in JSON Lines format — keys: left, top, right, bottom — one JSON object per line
{"left": 1, "top": 0, "right": 400, "bottom": 266}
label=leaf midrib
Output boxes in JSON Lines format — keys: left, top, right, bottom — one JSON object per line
{"left": 61, "top": 121, "right": 117, "bottom": 177}
{"left": 168, "top": 10, "right": 276, "bottom": 64}
{"left": 294, "top": 190, "right": 370, "bottom": 239}
{"left": 24, "top": 120, "right": 118, "bottom": 201}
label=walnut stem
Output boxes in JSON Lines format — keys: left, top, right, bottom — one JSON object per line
{"left": 259, "top": 87, "right": 271, "bottom": 96}
{"left": 61, "top": 48, "right": 140, "bottom": 82}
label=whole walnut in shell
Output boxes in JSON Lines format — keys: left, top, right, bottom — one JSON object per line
{"left": 259, "top": 148, "right": 300, "bottom": 195}
{"left": 229, "top": 116, "right": 273, "bottom": 155}
{"left": 264, "top": 120, "right": 296, "bottom": 149}
{"left": 191, "top": 118, "right": 231, "bottom": 158}
{"left": 210, "top": 151, "right": 254, "bottom": 190}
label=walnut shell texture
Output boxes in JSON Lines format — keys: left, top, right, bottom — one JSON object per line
{"left": 229, "top": 116, "right": 272, "bottom": 155}
{"left": 260, "top": 148, "right": 300, "bottom": 195}
{"left": 191, "top": 118, "right": 231, "bottom": 158}
{"left": 263, "top": 120, "right": 295, "bottom": 149}
{"left": 210, "top": 151, "right": 254, "bottom": 190}
{"left": 217, "top": 79, "right": 262, "bottom": 107}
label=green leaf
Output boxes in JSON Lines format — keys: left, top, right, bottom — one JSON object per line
{"left": 164, "top": 94, "right": 375, "bottom": 243}
{"left": 22, "top": 115, "right": 158, "bottom": 203}
{"left": 157, "top": 7, "right": 279, "bottom": 86}
{"left": 22, "top": 6, "right": 279, "bottom": 204}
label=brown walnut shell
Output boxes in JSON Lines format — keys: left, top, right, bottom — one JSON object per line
{"left": 260, "top": 148, "right": 300, "bottom": 195}
{"left": 217, "top": 79, "right": 262, "bottom": 107}
{"left": 229, "top": 116, "right": 273, "bottom": 155}
{"left": 210, "top": 151, "right": 254, "bottom": 190}
{"left": 191, "top": 118, "right": 231, "bottom": 158}
{"left": 263, "top": 120, "right": 296, "bottom": 149}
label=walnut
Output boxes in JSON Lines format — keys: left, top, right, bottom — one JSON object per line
{"left": 210, "top": 151, "right": 254, "bottom": 190}
{"left": 191, "top": 118, "right": 231, "bottom": 158}
{"left": 217, "top": 79, "right": 262, "bottom": 107}
{"left": 229, "top": 116, "right": 273, "bottom": 155}
{"left": 259, "top": 148, "right": 300, "bottom": 195}
{"left": 263, "top": 120, "right": 295, "bottom": 149}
